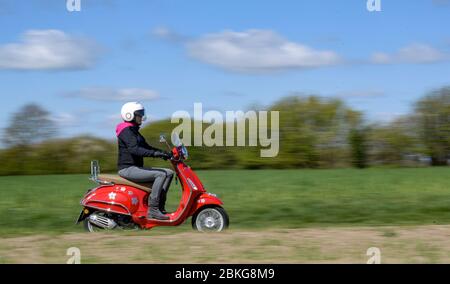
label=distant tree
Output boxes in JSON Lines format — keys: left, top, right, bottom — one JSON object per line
{"left": 2, "top": 103, "right": 58, "bottom": 147}
{"left": 269, "top": 95, "right": 362, "bottom": 168}
{"left": 415, "top": 87, "right": 450, "bottom": 166}
{"left": 349, "top": 128, "right": 368, "bottom": 168}
{"left": 367, "top": 117, "right": 418, "bottom": 165}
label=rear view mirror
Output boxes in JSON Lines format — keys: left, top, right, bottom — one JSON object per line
{"left": 159, "top": 134, "right": 167, "bottom": 143}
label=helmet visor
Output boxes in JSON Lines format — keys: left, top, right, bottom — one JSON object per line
{"left": 134, "top": 109, "right": 145, "bottom": 118}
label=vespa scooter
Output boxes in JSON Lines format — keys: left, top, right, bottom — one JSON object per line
{"left": 76, "top": 133, "right": 229, "bottom": 232}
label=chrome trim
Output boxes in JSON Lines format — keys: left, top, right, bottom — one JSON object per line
{"left": 89, "top": 177, "right": 114, "bottom": 186}
{"left": 84, "top": 199, "right": 132, "bottom": 215}
{"left": 195, "top": 207, "right": 225, "bottom": 232}
{"left": 88, "top": 213, "right": 117, "bottom": 229}
{"left": 89, "top": 160, "right": 114, "bottom": 186}
{"left": 186, "top": 178, "right": 198, "bottom": 190}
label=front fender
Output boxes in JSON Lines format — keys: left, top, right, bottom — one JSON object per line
{"left": 190, "top": 193, "right": 224, "bottom": 216}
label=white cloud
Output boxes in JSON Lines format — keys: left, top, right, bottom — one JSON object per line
{"left": 65, "top": 87, "right": 160, "bottom": 101}
{"left": 0, "top": 29, "right": 101, "bottom": 70}
{"left": 152, "top": 27, "right": 187, "bottom": 43}
{"left": 53, "top": 112, "right": 79, "bottom": 127}
{"left": 185, "top": 29, "right": 341, "bottom": 72}
{"left": 52, "top": 109, "right": 100, "bottom": 128}
{"left": 371, "top": 43, "right": 448, "bottom": 64}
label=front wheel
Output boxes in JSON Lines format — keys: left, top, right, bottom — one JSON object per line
{"left": 192, "top": 206, "right": 229, "bottom": 232}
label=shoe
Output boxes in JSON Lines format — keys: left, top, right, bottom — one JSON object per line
{"left": 147, "top": 198, "right": 169, "bottom": 220}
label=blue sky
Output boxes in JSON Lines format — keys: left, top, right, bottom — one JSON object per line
{"left": 0, "top": 0, "right": 449, "bottom": 143}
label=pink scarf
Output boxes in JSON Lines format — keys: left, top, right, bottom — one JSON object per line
{"left": 116, "top": 122, "right": 137, "bottom": 137}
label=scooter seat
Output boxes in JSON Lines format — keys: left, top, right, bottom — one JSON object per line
{"left": 98, "top": 174, "right": 152, "bottom": 192}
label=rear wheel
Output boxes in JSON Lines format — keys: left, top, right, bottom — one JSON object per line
{"left": 192, "top": 206, "right": 229, "bottom": 232}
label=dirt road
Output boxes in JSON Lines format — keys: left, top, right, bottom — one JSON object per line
{"left": 1, "top": 225, "right": 450, "bottom": 263}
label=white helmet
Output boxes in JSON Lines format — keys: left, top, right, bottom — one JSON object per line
{"left": 121, "top": 102, "right": 147, "bottom": 122}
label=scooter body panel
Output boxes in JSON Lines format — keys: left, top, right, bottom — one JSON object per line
{"left": 81, "top": 185, "right": 147, "bottom": 216}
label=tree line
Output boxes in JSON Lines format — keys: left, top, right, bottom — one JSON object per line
{"left": 0, "top": 86, "right": 449, "bottom": 175}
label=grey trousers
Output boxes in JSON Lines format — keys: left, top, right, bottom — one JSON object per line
{"left": 118, "top": 166, "right": 174, "bottom": 200}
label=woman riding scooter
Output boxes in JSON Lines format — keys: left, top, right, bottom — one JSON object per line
{"left": 116, "top": 102, "right": 173, "bottom": 220}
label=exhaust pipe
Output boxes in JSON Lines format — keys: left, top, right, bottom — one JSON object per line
{"left": 88, "top": 213, "right": 117, "bottom": 229}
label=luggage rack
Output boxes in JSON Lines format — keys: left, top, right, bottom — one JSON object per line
{"left": 90, "top": 160, "right": 114, "bottom": 185}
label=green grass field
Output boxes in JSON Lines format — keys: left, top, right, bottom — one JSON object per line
{"left": 0, "top": 168, "right": 450, "bottom": 236}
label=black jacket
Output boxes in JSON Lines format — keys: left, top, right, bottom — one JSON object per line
{"left": 116, "top": 123, "right": 163, "bottom": 170}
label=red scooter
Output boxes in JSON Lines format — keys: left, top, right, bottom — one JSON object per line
{"left": 76, "top": 133, "right": 229, "bottom": 232}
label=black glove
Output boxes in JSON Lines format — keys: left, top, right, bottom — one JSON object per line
{"left": 162, "top": 152, "right": 172, "bottom": 161}
{"left": 154, "top": 151, "right": 171, "bottom": 160}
